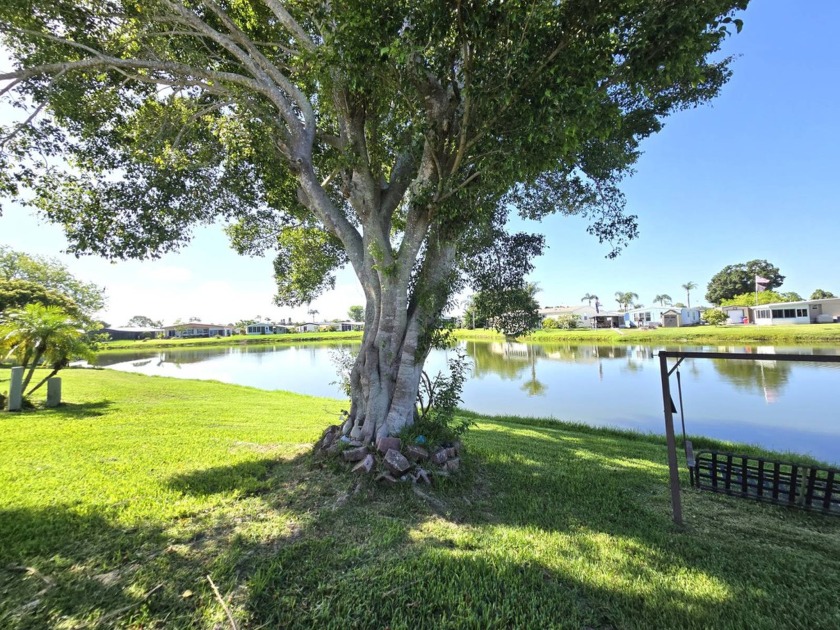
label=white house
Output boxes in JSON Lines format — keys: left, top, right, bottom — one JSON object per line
{"left": 339, "top": 321, "right": 365, "bottom": 332}
{"left": 538, "top": 305, "right": 598, "bottom": 327}
{"left": 245, "top": 322, "right": 274, "bottom": 334}
{"left": 297, "top": 322, "right": 320, "bottom": 332}
{"left": 624, "top": 306, "right": 701, "bottom": 328}
{"left": 163, "top": 323, "right": 233, "bottom": 338}
{"left": 752, "top": 298, "right": 840, "bottom": 326}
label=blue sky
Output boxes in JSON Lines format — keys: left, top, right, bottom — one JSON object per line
{"left": 1, "top": 0, "right": 838, "bottom": 325}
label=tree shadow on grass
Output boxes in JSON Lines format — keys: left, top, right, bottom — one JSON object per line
{"left": 0, "top": 505, "right": 171, "bottom": 629}
{"left": 1, "top": 452, "right": 315, "bottom": 628}
{"left": 42, "top": 400, "right": 115, "bottom": 418}
{"left": 5, "top": 426, "right": 839, "bottom": 629}
{"left": 235, "top": 425, "right": 840, "bottom": 628}
{"left": 168, "top": 457, "right": 293, "bottom": 496}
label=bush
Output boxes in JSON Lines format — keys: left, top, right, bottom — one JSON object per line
{"left": 556, "top": 314, "right": 580, "bottom": 329}
{"left": 541, "top": 317, "right": 559, "bottom": 329}
{"left": 702, "top": 309, "right": 728, "bottom": 326}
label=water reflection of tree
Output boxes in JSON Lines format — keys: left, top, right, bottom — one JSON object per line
{"left": 710, "top": 359, "right": 791, "bottom": 396}
{"left": 521, "top": 345, "right": 547, "bottom": 397}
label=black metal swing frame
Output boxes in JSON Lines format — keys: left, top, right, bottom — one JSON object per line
{"left": 658, "top": 350, "right": 840, "bottom": 524}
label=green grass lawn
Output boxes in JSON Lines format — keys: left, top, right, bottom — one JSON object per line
{"left": 1, "top": 370, "right": 838, "bottom": 628}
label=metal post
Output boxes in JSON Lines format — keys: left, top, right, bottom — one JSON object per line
{"left": 8, "top": 366, "right": 24, "bottom": 411}
{"left": 659, "top": 353, "right": 683, "bottom": 525}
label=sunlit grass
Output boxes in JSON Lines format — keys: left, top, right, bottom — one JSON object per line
{"left": 1, "top": 369, "right": 838, "bottom": 628}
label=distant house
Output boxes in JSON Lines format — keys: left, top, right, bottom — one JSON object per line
{"left": 539, "top": 305, "right": 597, "bottom": 326}
{"left": 539, "top": 305, "right": 623, "bottom": 329}
{"left": 245, "top": 322, "right": 273, "bottom": 335}
{"left": 624, "top": 306, "right": 701, "bottom": 328}
{"left": 752, "top": 297, "right": 840, "bottom": 326}
{"left": 339, "top": 321, "right": 365, "bottom": 332}
{"left": 163, "top": 323, "right": 233, "bottom": 338}
{"left": 297, "top": 322, "right": 320, "bottom": 333}
{"left": 99, "top": 326, "right": 162, "bottom": 340}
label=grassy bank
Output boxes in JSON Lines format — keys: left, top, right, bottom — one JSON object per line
{"left": 99, "top": 330, "right": 363, "bottom": 350}
{"left": 456, "top": 323, "right": 840, "bottom": 345}
{"left": 98, "top": 323, "right": 840, "bottom": 355}
{"left": 2, "top": 371, "right": 838, "bottom": 628}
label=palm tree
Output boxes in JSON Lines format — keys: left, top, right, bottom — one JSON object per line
{"left": 681, "top": 282, "right": 698, "bottom": 309}
{"left": 1, "top": 304, "right": 92, "bottom": 396}
{"left": 653, "top": 294, "right": 672, "bottom": 306}
{"left": 581, "top": 293, "right": 598, "bottom": 306}
{"left": 614, "top": 291, "right": 638, "bottom": 312}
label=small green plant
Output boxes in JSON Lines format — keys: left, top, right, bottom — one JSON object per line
{"left": 329, "top": 347, "right": 356, "bottom": 398}
{"left": 542, "top": 317, "right": 559, "bottom": 329}
{"left": 403, "top": 349, "right": 473, "bottom": 446}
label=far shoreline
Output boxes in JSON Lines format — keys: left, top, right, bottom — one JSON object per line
{"left": 97, "top": 323, "right": 840, "bottom": 352}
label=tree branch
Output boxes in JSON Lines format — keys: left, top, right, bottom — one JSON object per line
{"left": 260, "top": 0, "right": 316, "bottom": 52}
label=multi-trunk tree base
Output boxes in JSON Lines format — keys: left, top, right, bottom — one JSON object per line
{"left": 313, "top": 424, "right": 463, "bottom": 484}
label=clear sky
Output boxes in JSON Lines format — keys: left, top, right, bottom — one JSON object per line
{"left": 1, "top": 0, "right": 838, "bottom": 326}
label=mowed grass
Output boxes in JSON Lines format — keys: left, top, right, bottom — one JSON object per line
{"left": 1, "top": 370, "right": 839, "bottom": 629}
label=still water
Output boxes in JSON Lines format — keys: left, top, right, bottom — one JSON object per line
{"left": 96, "top": 341, "right": 840, "bottom": 464}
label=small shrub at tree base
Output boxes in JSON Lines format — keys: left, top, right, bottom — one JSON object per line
{"left": 329, "top": 347, "right": 356, "bottom": 398}
{"left": 402, "top": 350, "right": 473, "bottom": 448}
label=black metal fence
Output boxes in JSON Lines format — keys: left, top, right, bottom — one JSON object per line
{"left": 689, "top": 447, "right": 839, "bottom": 515}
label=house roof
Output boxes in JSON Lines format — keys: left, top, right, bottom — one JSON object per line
{"left": 162, "top": 323, "right": 232, "bottom": 329}
{"left": 102, "top": 326, "right": 162, "bottom": 333}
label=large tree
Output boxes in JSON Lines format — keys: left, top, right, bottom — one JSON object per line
{"left": 126, "top": 315, "right": 163, "bottom": 328}
{"left": 0, "top": 278, "right": 82, "bottom": 318}
{"left": 0, "top": 0, "right": 748, "bottom": 439}
{"left": 705, "top": 259, "right": 784, "bottom": 305}
{"left": 0, "top": 246, "right": 105, "bottom": 316}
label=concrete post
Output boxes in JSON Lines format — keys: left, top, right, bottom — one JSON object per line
{"left": 46, "top": 378, "right": 62, "bottom": 408}
{"left": 8, "top": 366, "right": 24, "bottom": 411}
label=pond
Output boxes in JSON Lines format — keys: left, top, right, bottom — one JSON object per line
{"left": 95, "top": 341, "right": 840, "bottom": 465}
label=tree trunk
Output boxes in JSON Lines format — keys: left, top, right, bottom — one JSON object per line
{"left": 341, "top": 238, "right": 456, "bottom": 441}
{"left": 344, "top": 285, "right": 428, "bottom": 441}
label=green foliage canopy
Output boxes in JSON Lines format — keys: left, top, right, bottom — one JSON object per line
{"left": 719, "top": 290, "right": 800, "bottom": 307}
{"left": 125, "top": 315, "right": 163, "bottom": 328}
{"left": 0, "top": 246, "right": 105, "bottom": 316}
{"left": 0, "top": 0, "right": 750, "bottom": 434}
{"left": 0, "top": 278, "right": 82, "bottom": 318}
{"left": 705, "top": 259, "right": 784, "bottom": 305}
